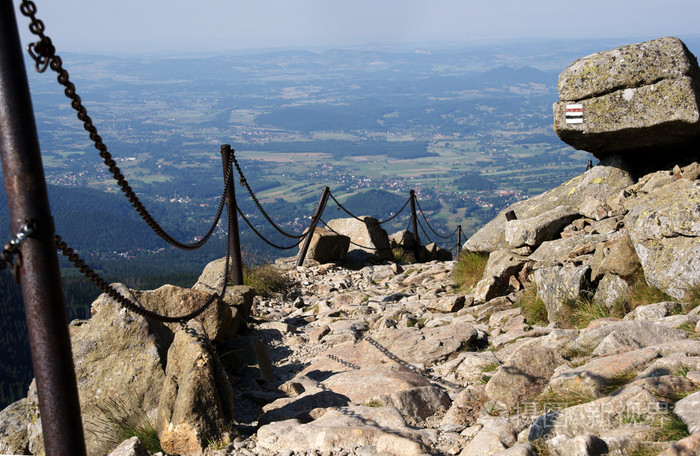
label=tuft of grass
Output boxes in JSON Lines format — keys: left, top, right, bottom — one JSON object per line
{"left": 531, "top": 438, "right": 553, "bottom": 456}
{"left": 453, "top": 251, "right": 488, "bottom": 291}
{"left": 616, "top": 270, "right": 674, "bottom": 315}
{"left": 87, "top": 396, "right": 162, "bottom": 454}
{"left": 481, "top": 362, "right": 500, "bottom": 373}
{"left": 362, "top": 399, "right": 384, "bottom": 407}
{"left": 241, "top": 263, "right": 293, "bottom": 296}
{"left": 535, "top": 386, "right": 597, "bottom": 410}
{"left": 676, "top": 322, "right": 697, "bottom": 334}
{"left": 599, "top": 370, "right": 637, "bottom": 395}
{"left": 650, "top": 411, "right": 690, "bottom": 442}
{"left": 560, "top": 296, "right": 610, "bottom": 329}
{"left": 391, "top": 247, "right": 415, "bottom": 264}
{"left": 684, "top": 284, "right": 700, "bottom": 310}
{"left": 515, "top": 285, "right": 549, "bottom": 326}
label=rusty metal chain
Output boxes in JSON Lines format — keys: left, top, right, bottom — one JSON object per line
{"left": 236, "top": 206, "right": 305, "bottom": 250}
{"left": 230, "top": 153, "right": 306, "bottom": 239}
{"left": 0, "top": 220, "right": 36, "bottom": 282}
{"left": 318, "top": 217, "right": 393, "bottom": 253}
{"left": 19, "top": 0, "right": 231, "bottom": 251}
{"left": 236, "top": 187, "right": 329, "bottom": 250}
{"left": 328, "top": 191, "right": 411, "bottom": 225}
{"left": 415, "top": 198, "right": 458, "bottom": 240}
{"left": 55, "top": 229, "right": 231, "bottom": 323}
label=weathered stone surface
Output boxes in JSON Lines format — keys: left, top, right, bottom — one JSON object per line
{"left": 458, "top": 429, "right": 506, "bottom": 456}
{"left": 674, "top": 391, "right": 700, "bottom": 434}
{"left": 505, "top": 205, "right": 579, "bottom": 248}
{"left": 440, "top": 385, "right": 487, "bottom": 431}
{"left": 106, "top": 437, "right": 150, "bottom": 456}
{"left": 372, "top": 322, "right": 478, "bottom": 366}
{"left": 380, "top": 385, "right": 451, "bottom": 426}
{"left": 554, "top": 77, "right": 700, "bottom": 156}
{"left": 657, "top": 432, "right": 700, "bottom": 456}
{"left": 0, "top": 398, "right": 29, "bottom": 455}
{"left": 327, "top": 216, "right": 392, "bottom": 261}
{"left": 590, "top": 231, "right": 641, "bottom": 281}
{"left": 547, "top": 347, "right": 660, "bottom": 398}
{"left": 390, "top": 229, "right": 419, "bottom": 250}
{"left": 157, "top": 321, "right": 235, "bottom": 456}
{"left": 71, "top": 286, "right": 168, "bottom": 456}
{"left": 463, "top": 156, "right": 633, "bottom": 253}
{"left": 256, "top": 406, "right": 431, "bottom": 455}
{"left": 425, "top": 295, "right": 466, "bottom": 313}
{"left": 576, "top": 320, "right": 689, "bottom": 350}
{"left": 216, "top": 336, "right": 274, "bottom": 383}
{"left": 547, "top": 434, "right": 609, "bottom": 456}
{"left": 530, "top": 376, "right": 692, "bottom": 440}
{"left": 554, "top": 37, "right": 700, "bottom": 158}
{"left": 625, "top": 301, "right": 683, "bottom": 320}
{"left": 193, "top": 257, "right": 255, "bottom": 319}
{"left": 299, "top": 226, "right": 350, "bottom": 263}
{"left": 486, "top": 338, "right": 568, "bottom": 408}
{"left": 474, "top": 249, "right": 529, "bottom": 303}
{"left": 592, "top": 273, "right": 630, "bottom": 309}
{"left": 534, "top": 265, "right": 592, "bottom": 323}
{"left": 133, "top": 284, "right": 231, "bottom": 342}
{"left": 625, "top": 178, "right": 700, "bottom": 300}
{"left": 558, "top": 37, "right": 699, "bottom": 102}
{"left": 530, "top": 234, "right": 610, "bottom": 267}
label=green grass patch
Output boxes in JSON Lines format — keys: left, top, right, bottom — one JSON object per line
{"left": 87, "top": 396, "right": 162, "bottom": 454}
{"left": 362, "top": 399, "right": 384, "bottom": 407}
{"left": 651, "top": 411, "right": 690, "bottom": 442}
{"left": 241, "top": 263, "right": 293, "bottom": 296}
{"left": 515, "top": 285, "right": 549, "bottom": 326}
{"left": 453, "top": 251, "right": 488, "bottom": 291}
{"left": 560, "top": 296, "right": 610, "bottom": 329}
{"left": 599, "top": 370, "right": 637, "bottom": 395}
{"left": 391, "top": 247, "right": 415, "bottom": 264}
{"left": 614, "top": 270, "right": 675, "bottom": 315}
{"left": 535, "top": 386, "right": 597, "bottom": 410}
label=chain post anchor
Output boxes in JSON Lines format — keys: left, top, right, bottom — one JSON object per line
{"left": 409, "top": 189, "right": 420, "bottom": 256}
{"left": 220, "top": 145, "right": 244, "bottom": 285}
{"left": 296, "top": 186, "right": 330, "bottom": 267}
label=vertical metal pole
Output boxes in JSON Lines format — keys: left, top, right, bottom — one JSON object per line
{"left": 457, "top": 225, "right": 462, "bottom": 253}
{"left": 220, "top": 145, "right": 243, "bottom": 285}
{"left": 409, "top": 189, "right": 420, "bottom": 247}
{"left": 0, "top": 2, "right": 86, "bottom": 455}
{"left": 296, "top": 186, "right": 330, "bottom": 267}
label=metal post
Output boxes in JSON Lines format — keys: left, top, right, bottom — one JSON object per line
{"left": 0, "top": 2, "right": 86, "bottom": 455}
{"left": 457, "top": 225, "right": 462, "bottom": 253}
{"left": 220, "top": 145, "right": 243, "bottom": 285}
{"left": 296, "top": 186, "right": 330, "bottom": 267}
{"left": 409, "top": 189, "right": 420, "bottom": 248}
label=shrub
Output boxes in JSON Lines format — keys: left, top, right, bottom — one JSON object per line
{"left": 391, "top": 247, "right": 415, "bottom": 264}
{"left": 87, "top": 396, "right": 162, "bottom": 454}
{"left": 241, "top": 263, "right": 293, "bottom": 296}
{"left": 516, "top": 285, "right": 549, "bottom": 326}
{"left": 453, "top": 251, "right": 488, "bottom": 290}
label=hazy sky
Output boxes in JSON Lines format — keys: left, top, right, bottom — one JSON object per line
{"left": 15, "top": 0, "right": 700, "bottom": 54}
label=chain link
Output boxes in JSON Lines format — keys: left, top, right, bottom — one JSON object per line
{"left": 415, "top": 198, "right": 458, "bottom": 239}
{"left": 1, "top": 221, "right": 36, "bottom": 281}
{"left": 230, "top": 153, "right": 305, "bottom": 239}
{"left": 19, "top": 0, "right": 231, "bottom": 251}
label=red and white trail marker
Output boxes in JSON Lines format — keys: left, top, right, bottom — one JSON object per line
{"left": 566, "top": 104, "right": 583, "bottom": 124}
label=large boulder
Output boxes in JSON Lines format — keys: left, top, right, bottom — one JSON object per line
{"left": 534, "top": 265, "right": 592, "bottom": 323}
{"left": 26, "top": 286, "right": 170, "bottom": 456}
{"left": 326, "top": 216, "right": 392, "bottom": 261}
{"left": 625, "top": 178, "right": 700, "bottom": 300}
{"left": 298, "top": 226, "right": 350, "bottom": 263}
{"left": 553, "top": 37, "right": 700, "bottom": 162}
{"left": 132, "top": 284, "right": 231, "bottom": 342}
{"left": 463, "top": 155, "right": 634, "bottom": 254}
{"left": 157, "top": 321, "right": 235, "bottom": 456}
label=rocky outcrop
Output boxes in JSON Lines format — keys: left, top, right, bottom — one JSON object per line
{"left": 553, "top": 36, "right": 700, "bottom": 163}
{"left": 326, "top": 216, "right": 392, "bottom": 262}
{"left": 157, "top": 321, "right": 235, "bottom": 456}
{"left": 299, "top": 226, "right": 350, "bottom": 263}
